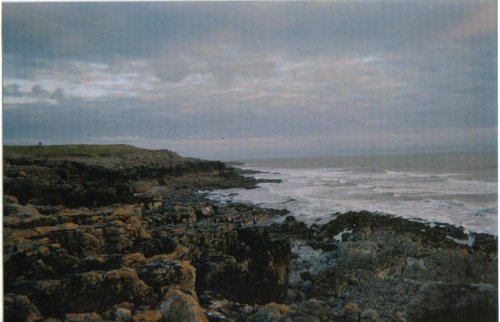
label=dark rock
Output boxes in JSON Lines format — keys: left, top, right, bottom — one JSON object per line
{"left": 196, "top": 206, "right": 216, "bottom": 218}
{"left": 4, "top": 293, "right": 43, "bottom": 322}
{"left": 473, "top": 233, "right": 498, "bottom": 254}
{"left": 4, "top": 201, "right": 59, "bottom": 228}
{"left": 194, "top": 225, "right": 292, "bottom": 305}
{"left": 135, "top": 257, "right": 196, "bottom": 295}
{"left": 266, "top": 215, "right": 312, "bottom": 240}
{"left": 317, "top": 211, "right": 469, "bottom": 249}
{"left": 406, "top": 283, "right": 497, "bottom": 322}
{"left": 232, "top": 226, "right": 291, "bottom": 303}
{"left": 26, "top": 268, "right": 155, "bottom": 317}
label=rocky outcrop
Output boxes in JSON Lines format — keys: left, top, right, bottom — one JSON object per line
{"left": 4, "top": 145, "right": 257, "bottom": 208}
{"left": 4, "top": 194, "right": 291, "bottom": 320}
{"left": 198, "top": 211, "right": 497, "bottom": 321}
{"left": 3, "top": 146, "right": 497, "bottom": 321}
{"left": 4, "top": 145, "right": 290, "bottom": 321}
{"left": 406, "top": 283, "right": 497, "bottom": 322}
{"left": 283, "top": 212, "right": 497, "bottom": 322}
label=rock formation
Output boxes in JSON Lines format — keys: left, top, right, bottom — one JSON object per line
{"left": 3, "top": 145, "right": 497, "bottom": 321}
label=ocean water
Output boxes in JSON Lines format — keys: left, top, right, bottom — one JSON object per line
{"left": 207, "top": 152, "right": 498, "bottom": 235}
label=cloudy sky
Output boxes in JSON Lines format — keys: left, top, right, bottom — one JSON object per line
{"left": 3, "top": 1, "right": 497, "bottom": 160}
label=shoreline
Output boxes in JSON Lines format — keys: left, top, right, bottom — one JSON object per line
{"left": 210, "top": 157, "right": 498, "bottom": 237}
{"left": 3, "top": 145, "right": 497, "bottom": 321}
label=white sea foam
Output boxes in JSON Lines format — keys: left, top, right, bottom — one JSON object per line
{"left": 333, "top": 228, "right": 353, "bottom": 242}
{"left": 446, "top": 234, "right": 476, "bottom": 247}
{"left": 209, "top": 153, "right": 497, "bottom": 235}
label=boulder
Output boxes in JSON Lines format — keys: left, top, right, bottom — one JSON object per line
{"left": 197, "top": 206, "right": 215, "bottom": 218}
{"left": 114, "top": 307, "right": 133, "bottom": 321}
{"left": 159, "top": 289, "right": 208, "bottom": 322}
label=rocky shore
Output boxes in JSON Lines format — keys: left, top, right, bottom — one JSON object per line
{"left": 4, "top": 145, "right": 498, "bottom": 322}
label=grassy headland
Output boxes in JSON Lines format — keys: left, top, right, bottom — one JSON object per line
{"left": 4, "top": 144, "right": 148, "bottom": 156}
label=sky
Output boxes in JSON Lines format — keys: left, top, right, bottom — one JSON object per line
{"left": 2, "top": 1, "right": 497, "bottom": 160}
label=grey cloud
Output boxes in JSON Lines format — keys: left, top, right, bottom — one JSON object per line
{"left": 50, "top": 88, "right": 65, "bottom": 102}
{"left": 4, "top": 82, "right": 66, "bottom": 105}
{"left": 154, "top": 57, "right": 193, "bottom": 82}
{"left": 4, "top": 84, "right": 21, "bottom": 96}
{"left": 5, "top": 2, "right": 492, "bottom": 60}
{"left": 3, "top": 1, "right": 496, "bottom": 159}
{"left": 31, "top": 85, "right": 48, "bottom": 97}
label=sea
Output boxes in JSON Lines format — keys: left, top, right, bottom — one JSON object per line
{"left": 207, "top": 152, "right": 498, "bottom": 236}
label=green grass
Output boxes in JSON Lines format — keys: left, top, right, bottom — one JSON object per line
{"left": 3, "top": 144, "right": 150, "bottom": 157}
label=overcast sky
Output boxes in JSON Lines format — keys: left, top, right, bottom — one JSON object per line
{"left": 3, "top": 1, "right": 497, "bottom": 160}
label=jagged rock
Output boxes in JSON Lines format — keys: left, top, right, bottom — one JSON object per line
{"left": 104, "top": 221, "right": 137, "bottom": 252}
{"left": 231, "top": 226, "right": 291, "bottom": 303}
{"left": 196, "top": 254, "right": 242, "bottom": 299}
{"left": 197, "top": 206, "right": 215, "bottom": 218}
{"left": 44, "top": 225, "right": 104, "bottom": 257}
{"left": 4, "top": 239, "right": 81, "bottom": 280}
{"left": 26, "top": 268, "right": 156, "bottom": 317}
{"left": 159, "top": 289, "right": 208, "bottom": 322}
{"left": 135, "top": 257, "right": 197, "bottom": 294}
{"left": 266, "top": 215, "right": 312, "bottom": 240}
{"left": 402, "top": 248, "right": 497, "bottom": 284}
{"left": 196, "top": 226, "right": 292, "bottom": 304}
{"left": 4, "top": 293, "right": 43, "bottom": 322}
{"left": 53, "top": 207, "right": 96, "bottom": 225}
{"left": 199, "top": 292, "right": 253, "bottom": 322}
{"left": 4, "top": 201, "right": 59, "bottom": 228}
{"left": 318, "top": 211, "right": 470, "bottom": 249}
{"left": 406, "top": 283, "right": 497, "bottom": 322}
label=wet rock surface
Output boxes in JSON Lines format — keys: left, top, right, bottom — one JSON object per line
{"left": 4, "top": 146, "right": 497, "bottom": 321}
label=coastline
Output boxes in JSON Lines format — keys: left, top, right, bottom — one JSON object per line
{"left": 4, "top": 145, "right": 497, "bottom": 321}
{"left": 211, "top": 154, "right": 498, "bottom": 236}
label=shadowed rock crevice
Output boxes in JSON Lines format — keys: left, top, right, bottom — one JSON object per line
{"left": 195, "top": 226, "right": 291, "bottom": 305}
